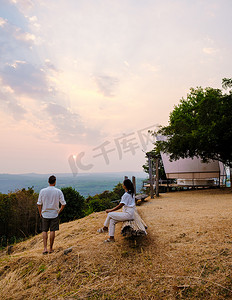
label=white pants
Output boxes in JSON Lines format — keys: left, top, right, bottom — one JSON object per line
{"left": 104, "top": 206, "right": 135, "bottom": 237}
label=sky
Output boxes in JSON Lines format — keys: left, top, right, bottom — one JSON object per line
{"left": 0, "top": 0, "right": 232, "bottom": 175}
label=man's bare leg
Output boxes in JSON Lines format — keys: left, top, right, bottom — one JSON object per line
{"left": 43, "top": 231, "right": 48, "bottom": 253}
{"left": 49, "top": 231, "right": 55, "bottom": 253}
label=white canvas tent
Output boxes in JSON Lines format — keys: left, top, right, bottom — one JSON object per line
{"left": 156, "top": 136, "right": 226, "bottom": 185}
{"left": 161, "top": 153, "right": 221, "bottom": 179}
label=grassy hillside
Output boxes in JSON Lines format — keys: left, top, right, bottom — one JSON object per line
{"left": 0, "top": 189, "right": 232, "bottom": 299}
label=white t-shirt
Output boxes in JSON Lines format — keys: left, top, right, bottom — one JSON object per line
{"left": 37, "top": 186, "right": 66, "bottom": 218}
{"left": 120, "top": 192, "right": 135, "bottom": 207}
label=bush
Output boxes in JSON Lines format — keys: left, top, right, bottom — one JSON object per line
{"left": 85, "top": 182, "right": 125, "bottom": 214}
{"left": 60, "top": 187, "right": 86, "bottom": 223}
{"left": 0, "top": 188, "right": 39, "bottom": 247}
{"left": 85, "top": 194, "right": 114, "bottom": 214}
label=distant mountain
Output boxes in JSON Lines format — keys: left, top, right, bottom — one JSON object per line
{"left": 0, "top": 172, "right": 147, "bottom": 198}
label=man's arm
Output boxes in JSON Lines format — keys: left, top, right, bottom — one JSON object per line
{"left": 58, "top": 204, "right": 66, "bottom": 215}
{"left": 37, "top": 204, "right": 42, "bottom": 217}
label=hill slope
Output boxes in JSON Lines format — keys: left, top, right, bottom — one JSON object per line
{"left": 0, "top": 189, "right": 232, "bottom": 299}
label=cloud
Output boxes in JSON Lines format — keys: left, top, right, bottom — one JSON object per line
{"left": 45, "top": 102, "right": 68, "bottom": 116}
{"left": 0, "top": 84, "right": 27, "bottom": 121}
{"left": 94, "top": 75, "right": 119, "bottom": 97}
{"left": 124, "top": 61, "right": 130, "bottom": 67}
{"left": 142, "top": 63, "right": 160, "bottom": 73}
{"left": 14, "top": 30, "right": 36, "bottom": 42}
{"left": 6, "top": 99, "right": 27, "bottom": 120}
{"left": 10, "top": 0, "right": 34, "bottom": 13}
{"left": 203, "top": 47, "right": 218, "bottom": 55}
{"left": 44, "top": 102, "right": 103, "bottom": 144}
{"left": 0, "top": 16, "right": 36, "bottom": 46}
{"left": 44, "top": 59, "right": 58, "bottom": 72}
{"left": 0, "top": 17, "right": 7, "bottom": 27}
{"left": 1, "top": 61, "right": 53, "bottom": 97}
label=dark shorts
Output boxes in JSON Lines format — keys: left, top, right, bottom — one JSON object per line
{"left": 41, "top": 216, "right": 59, "bottom": 232}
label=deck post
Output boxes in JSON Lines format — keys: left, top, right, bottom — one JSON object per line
{"left": 155, "top": 158, "right": 159, "bottom": 197}
{"left": 132, "top": 176, "right": 136, "bottom": 195}
{"left": 148, "top": 154, "right": 154, "bottom": 199}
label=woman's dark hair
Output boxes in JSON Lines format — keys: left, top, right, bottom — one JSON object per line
{"left": 123, "top": 179, "right": 135, "bottom": 197}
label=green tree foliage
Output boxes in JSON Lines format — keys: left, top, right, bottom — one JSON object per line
{"left": 112, "top": 182, "right": 125, "bottom": 198}
{"left": 85, "top": 182, "right": 124, "bottom": 214}
{"left": 155, "top": 79, "right": 232, "bottom": 167}
{"left": 60, "top": 187, "right": 86, "bottom": 223}
{"left": 0, "top": 188, "right": 39, "bottom": 247}
{"left": 222, "top": 78, "right": 232, "bottom": 90}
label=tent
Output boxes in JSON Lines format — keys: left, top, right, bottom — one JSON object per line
{"left": 156, "top": 136, "right": 226, "bottom": 186}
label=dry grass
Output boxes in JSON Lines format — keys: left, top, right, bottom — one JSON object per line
{"left": 0, "top": 188, "right": 232, "bottom": 299}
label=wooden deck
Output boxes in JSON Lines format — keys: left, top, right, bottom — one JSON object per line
{"left": 143, "top": 183, "right": 219, "bottom": 192}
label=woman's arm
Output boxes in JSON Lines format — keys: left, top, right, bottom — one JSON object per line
{"left": 106, "top": 202, "right": 124, "bottom": 213}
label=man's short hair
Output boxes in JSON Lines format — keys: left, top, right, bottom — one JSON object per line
{"left": 48, "top": 175, "right": 56, "bottom": 184}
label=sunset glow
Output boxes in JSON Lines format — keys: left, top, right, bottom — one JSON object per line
{"left": 0, "top": 0, "right": 232, "bottom": 174}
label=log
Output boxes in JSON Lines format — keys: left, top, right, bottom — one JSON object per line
{"left": 121, "top": 209, "right": 147, "bottom": 237}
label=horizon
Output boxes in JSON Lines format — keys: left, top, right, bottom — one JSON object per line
{"left": 0, "top": 171, "right": 147, "bottom": 196}
{"left": 0, "top": 170, "right": 147, "bottom": 176}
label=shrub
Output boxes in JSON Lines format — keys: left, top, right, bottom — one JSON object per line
{"left": 0, "top": 188, "right": 39, "bottom": 247}
{"left": 60, "top": 187, "right": 86, "bottom": 223}
{"left": 85, "top": 182, "right": 125, "bottom": 214}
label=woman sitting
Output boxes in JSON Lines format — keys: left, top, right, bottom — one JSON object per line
{"left": 97, "top": 178, "right": 135, "bottom": 242}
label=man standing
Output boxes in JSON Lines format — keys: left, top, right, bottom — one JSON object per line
{"left": 37, "top": 175, "right": 66, "bottom": 254}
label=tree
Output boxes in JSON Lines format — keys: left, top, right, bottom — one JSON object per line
{"left": 142, "top": 148, "right": 167, "bottom": 180}
{"left": 0, "top": 188, "right": 39, "bottom": 246}
{"left": 155, "top": 79, "right": 232, "bottom": 169}
{"left": 222, "top": 78, "right": 232, "bottom": 90}
{"left": 112, "top": 182, "right": 125, "bottom": 198}
{"left": 60, "top": 187, "right": 86, "bottom": 223}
